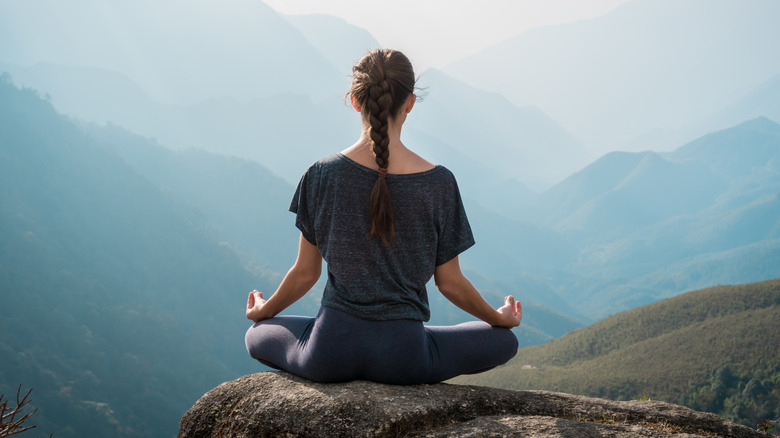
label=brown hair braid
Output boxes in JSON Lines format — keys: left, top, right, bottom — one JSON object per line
{"left": 349, "top": 49, "right": 416, "bottom": 245}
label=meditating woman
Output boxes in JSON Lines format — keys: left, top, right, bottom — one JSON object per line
{"left": 245, "top": 48, "right": 521, "bottom": 384}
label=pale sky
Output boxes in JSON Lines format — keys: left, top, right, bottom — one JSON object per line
{"left": 262, "top": 0, "right": 635, "bottom": 70}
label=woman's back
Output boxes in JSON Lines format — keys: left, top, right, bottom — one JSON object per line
{"left": 290, "top": 153, "right": 473, "bottom": 321}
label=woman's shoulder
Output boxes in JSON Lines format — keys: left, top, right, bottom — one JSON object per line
{"left": 309, "top": 153, "right": 341, "bottom": 169}
{"left": 299, "top": 154, "right": 344, "bottom": 176}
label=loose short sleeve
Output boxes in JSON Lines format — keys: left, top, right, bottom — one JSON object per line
{"left": 435, "top": 175, "right": 475, "bottom": 266}
{"left": 289, "top": 164, "right": 319, "bottom": 246}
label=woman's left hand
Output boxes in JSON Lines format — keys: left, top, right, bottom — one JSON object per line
{"left": 246, "top": 290, "right": 267, "bottom": 323}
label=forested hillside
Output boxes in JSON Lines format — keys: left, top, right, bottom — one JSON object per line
{"left": 0, "top": 76, "right": 273, "bottom": 437}
{"left": 454, "top": 279, "right": 780, "bottom": 430}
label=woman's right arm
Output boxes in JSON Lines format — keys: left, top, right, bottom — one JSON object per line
{"left": 433, "top": 256, "right": 522, "bottom": 328}
{"left": 246, "top": 233, "right": 322, "bottom": 323}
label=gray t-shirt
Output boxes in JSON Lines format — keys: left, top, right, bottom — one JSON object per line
{"left": 289, "top": 153, "right": 474, "bottom": 321}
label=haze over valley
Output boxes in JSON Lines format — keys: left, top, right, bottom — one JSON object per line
{"left": 1, "top": 0, "right": 779, "bottom": 436}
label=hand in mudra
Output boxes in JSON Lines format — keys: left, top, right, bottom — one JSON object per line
{"left": 496, "top": 296, "right": 523, "bottom": 328}
{"left": 246, "top": 290, "right": 267, "bottom": 323}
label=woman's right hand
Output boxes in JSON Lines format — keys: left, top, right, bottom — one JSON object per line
{"left": 246, "top": 290, "right": 268, "bottom": 323}
{"left": 495, "top": 296, "right": 523, "bottom": 328}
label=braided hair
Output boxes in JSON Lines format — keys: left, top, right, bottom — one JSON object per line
{"left": 349, "top": 49, "right": 416, "bottom": 245}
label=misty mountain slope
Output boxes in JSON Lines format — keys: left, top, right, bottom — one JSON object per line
{"left": 445, "top": 0, "right": 780, "bottom": 152}
{"left": 525, "top": 118, "right": 780, "bottom": 317}
{"left": 0, "top": 62, "right": 160, "bottom": 126}
{"left": 0, "top": 0, "right": 344, "bottom": 103}
{"left": 612, "top": 74, "right": 780, "bottom": 153}
{"left": 410, "top": 68, "right": 591, "bottom": 188}
{"left": 82, "top": 123, "right": 304, "bottom": 278}
{"left": 461, "top": 198, "right": 577, "bottom": 278}
{"left": 570, "top": 206, "right": 780, "bottom": 318}
{"left": 576, "top": 191, "right": 780, "bottom": 279}
{"left": 700, "top": 75, "right": 780, "bottom": 138}
{"left": 530, "top": 150, "right": 726, "bottom": 236}
{"left": 581, "top": 118, "right": 780, "bottom": 254}
{"left": 535, "top": 117, "right": 780, "bottom": 231}
{"left": 283, "top": 13, "right": 380, "bottom": 76}
{"left": 667, "top": 117, "right": 780, "bottom": 182}
{"left": 0, "top": 77, "right": 270, "bottom": 437}
{"left": 170, "top": 92, "right": 359, "bottom": 180}
{"left": 529, "top": 151, "right": 649, "bottom": 224}
{"left": 453, "top": 279, "right": 780, "bottom": 428}
{"left": 0, "top": 64, "right": 360, "bottom": 183}
{"left": 556, "top": 152, "right": 726, "bottom": 235}
{"left": 403, "top": 128, "right": 539, "bottom": 220}
{"left": 450, "top": 198, "right": 584, "bottom": 324}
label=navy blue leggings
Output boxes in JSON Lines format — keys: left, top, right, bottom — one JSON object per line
{"left": 245, "top": 306, "right": 518, "bottom": 384}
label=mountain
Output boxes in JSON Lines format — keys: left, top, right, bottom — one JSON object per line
{"left": 409, "top": 68, "right": 591, "bottom": 190}
{"left": 0, "top": 62, "right": 160, "bottom": 127}
{"left": 0, "top": 0, "right": 343, "bottom": 103}
{"left": 531, "top": 150, "right": 727, "bottom": 236}
{"left": 589, "top": 118, "right": 780, "bottom": 267}
{"left": 622, "top": 75, "right": 780, "bottom": 153}
{"left": 282, "top": 13, "right": 380, "bottom": 76}
{"left": 82, "top": 124, "right": 302, "bottom": 277}
{"left": 699, "top": 75, "right": 780, "bottom": 143}
{"left": 0, "top": 62, "right": 358, "bottom": 183}
{"left": 667, "top": 117, "right": 780, "bottom": 183}
{"left": 0, "top": 75, "right": 274, "bottom": 437}
{"left": 0, "top": 62, "right": 586, "bottom": 206}
{"left": 444, "top": 0, "right": 780, "bottom": 153}
{"left": 519, "top": 117, "right": 780, "bottom": 317}
{"left": 0, "top": 0, "right": 591, "bottom": 195}
{"left": 453, "top": 279, "right": 780, "bottom": 429}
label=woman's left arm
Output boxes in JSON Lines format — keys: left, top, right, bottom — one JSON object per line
{"left": 246, "top": 233, "right": 322, "bottom": 323}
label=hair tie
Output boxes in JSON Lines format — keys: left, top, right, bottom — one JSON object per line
{"left": 377, "top": 167, "right": 388, "bottom": 178}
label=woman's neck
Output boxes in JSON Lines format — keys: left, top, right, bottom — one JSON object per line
{"left": 346, "top": 117, "right": 406, "bottom": 159}
{"left": 342, "top": 128, "right": 434, "bottom": 175}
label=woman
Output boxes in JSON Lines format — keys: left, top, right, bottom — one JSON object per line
{"left": 245, "top": 49, "right": 522, "bottom": 385}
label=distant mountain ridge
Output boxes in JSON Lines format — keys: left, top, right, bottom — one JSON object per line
{"left": 519, "top": 117, "right": 780, "bottom": 316}
{"left": 282, "top": 13, "right": 380, "bottom": 76}
{"left": 410, "top": 69, "right": 591, "bottom": 188}
{"left": 0, "top": 0, "right": 343, "bottom": 103}
{"left": 445, "top": 0, "right": 780, "bottom": 152}
{"left": 533, "top": 150, "right": 726, "bottom": 234}
{"left": 454, "top": 279, "right": 780, "bottom": 429}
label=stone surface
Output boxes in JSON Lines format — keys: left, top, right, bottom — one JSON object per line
{"left": 178, "top": 371, "right": 768, "bottom": 438}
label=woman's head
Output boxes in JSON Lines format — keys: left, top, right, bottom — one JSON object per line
{"left": 349, "top": 49, "right": 416, "bottom": 245}
{"left": 349, "top": 49, "right": 416, "bottom": 128}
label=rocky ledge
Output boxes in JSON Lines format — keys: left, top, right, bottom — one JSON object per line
{"left": 178, "top": 371, "right": 768, "bottom": 438}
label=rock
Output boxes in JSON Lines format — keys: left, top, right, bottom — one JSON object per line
{"left": 178, "top": 371, "right": 767, "bottom": 438}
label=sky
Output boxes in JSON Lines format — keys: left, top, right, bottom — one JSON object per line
{"left": 262, "top": 0, "right": 635, "bottom": 70}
